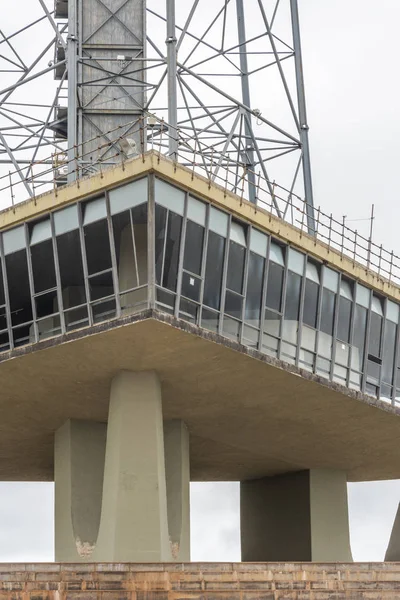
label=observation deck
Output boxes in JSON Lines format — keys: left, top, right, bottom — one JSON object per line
{"left": 1, "top": 151, "right": 400, "bottom": 562}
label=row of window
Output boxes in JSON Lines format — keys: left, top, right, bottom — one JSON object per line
{"left": 0, "top": 173, "right": 399, "bottom": 405}
{"left": 153, "top": 178, "right": 400, "bottom": 404}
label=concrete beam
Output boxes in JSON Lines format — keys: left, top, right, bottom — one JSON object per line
{"left": 54, "top": 419, "right": 107, "bottom": 561}
{"left": 164, "top": 420, "right": 190, "bottom": 561}
{"left": 241, "top": 469, "right": 353, "bottom": 562}
{"left": 92, "top": 370, "right": 171, "bottom": 561}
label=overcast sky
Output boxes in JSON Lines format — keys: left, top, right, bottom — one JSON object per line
{"left": 1, "top": 0, "right": 400, "bottom": 563}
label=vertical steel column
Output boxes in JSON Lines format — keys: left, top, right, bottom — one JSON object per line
{"left": 290, "top": 0, "right": 315, "bottom": 235}
{"left": 67, "top": 0, "right": 78, "bottom": 183}
{"left": 236, "top": 0, "right": 256, "bottom": 204}
{"left": 166, "top": 0, "right": 178, "bottom": 160}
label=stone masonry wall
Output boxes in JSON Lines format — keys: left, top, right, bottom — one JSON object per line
{"left": 0, "top": 563, "right": 400, "bottom": 600}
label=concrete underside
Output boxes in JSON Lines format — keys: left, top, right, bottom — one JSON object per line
{"left": 1, "top": 310, "right": 400, "bottom": 483}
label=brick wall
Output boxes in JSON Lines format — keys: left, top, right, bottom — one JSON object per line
{"left": 0, "top": 563, "right": 399, "bottom": 600}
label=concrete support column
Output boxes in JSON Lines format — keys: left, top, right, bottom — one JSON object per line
{"left": 241, "top": 469, "right": 353, "bottom": 562}
{"left": 164, "top": 420, "right": 190, "bottom": 561}
{"left": 54, "top": 419, "right": 107, "bottom": 561}
{"left": 92, "top": 371, "right": 171, "bottom": 561}
{"left": 385, "top": 502, "right": 400, "bottom": 560}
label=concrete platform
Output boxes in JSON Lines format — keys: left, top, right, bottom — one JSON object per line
{"left": 1, "top": 309, "right": 400, "bottom": 483}
{"left": 1, "top": 562, "right": 400, "bottom": 600}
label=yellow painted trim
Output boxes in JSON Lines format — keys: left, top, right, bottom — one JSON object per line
{"left": 1, "top": 151, "right": 399, "bottom": 301}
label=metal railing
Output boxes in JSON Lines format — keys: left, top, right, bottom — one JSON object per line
{"left": 1, "top": 114, "right": 399, "bottom": 287}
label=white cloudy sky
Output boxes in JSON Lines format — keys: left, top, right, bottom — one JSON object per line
{"left": 1, "top": 0, "right": 400, "bottom": 563}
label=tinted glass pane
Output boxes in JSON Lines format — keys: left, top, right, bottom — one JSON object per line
{"left": 6, "top": 250, "right": 32, "bottom": 326}
{"left": 36, "top": 290, "right": 58, "bottom": 319}
{"left": 266, "top": 262, "right": 284, "bottom": 312}
{"left": 56, "top": 230, "right": 87, "bottom": 307}
{"left": 245, "top": 252, "right": 264, "bottom": 325}
{"left": 353, "top": 305, "right": 367, "bottom": 370}
{"left": 0, "top": 263, "right": 5, "bottom": 306}
{"left": 303, "top": 279, "right": 318, "bottom": 328}
{"left": 382, "top": 320, "right": 397, "bottom": 384}
{"left": 89, "top": 271, "right": 114, "bottom": 301}
{"left": 163, "top": 212, "right": 182, "bottom": 292}
{"left": 284, "top": 272, "right": 301, "bottom": 320}
{"left": 181, "top": 272, "right": 201, "bottom": 302}
{"left": 320, "top": 289, "right": 335, "bottom": 336}
{"left": 225, "top": 290, "right": 243, "bottom": 319}
{"left": 204, "top": 231, "right": 225, "bottom": 310}
{"left": 155, "top": 205, "right": 167, "bottom": 286}
{"left": 183, "top": 220, "right": 204, "bottom": 275}
{"left": 31, "top": 239, "right": 56, "bottom": 293}
{"left": 337, "top": 296, "right": 351, "bottom": 343}
{"left": 227, "top": 241, "right": 245, "bottom": 293}
{"left": 84, "top": 219, "right": 112, "bottom": 274}
{"left": 369, "top": 312, "right": 382, "bottom": 357}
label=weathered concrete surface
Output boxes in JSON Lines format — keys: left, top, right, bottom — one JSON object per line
{"left": 54, "top": 420, "right": 106, "bottom": 561}
{"left": 385, "top": 501, "right": 400, "bottom": 560}
{"left": 92, "top": 371, "right": 170, "bottom": 562}
{"left": 241, "top": 470, "right": 353, "bottom": 562}
{"left": 2, "top": 563, "right": 400, "bottom": 599}
{"left": 164, "top": 420, "right": 190, "bottom": 561}
{"left": 0, "top": 312, "right": 400, "bottom": 484}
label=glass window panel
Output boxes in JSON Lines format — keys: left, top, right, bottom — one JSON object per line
{"left": 83, "top": 197, "right": 107, "bottom": 225}
{"left": 336, "top": 341, "right": 350, "bottom": 366}
{"left": 387, "top": 300, "right": 400, "bottom": 324}
{"left": 306, "top": 262, "right": 320, "bottom": 283}
{"left": 155, "top": 205, "right": 167, "bottom": 286}
{"left": 320, "top": 289, "right": 335, "bottom": 336}
{"left": 269, "top": 242, "right": 284, "bottom": 266}
{"left": 89, "top": 271, "right": 114, "bottom": 301}
{"left": 382, "top": 320, "right": 397, "bottom": 384}
{"left": 84, "top": 219, "right": 112, "bottom": 274}
{"left": 112, "top": 211, "right": 136, "bottom": 292}
{"left": 262, "top": 334, "right": 279, "bottom": 355}
{"left": 92, "top": 298, "right": 116, "bottom": 323}
{"left": 356, "top": 283, "right": 370, "bottom": 308}
{"left": 288, "top": 248, "right": 304, "bottom": 275}
{"left": 181, "top": 272, "right": 201, "bottom": 302}
{"left": 250, "top": 229, "right": 268, "bottom": 257}
{"left": 0, "top": 311, "right": 7, "bottom": 332}
{"left": 5, "top": 250, "right": 32, "bottom": 326}
{"left": 0, "top": 264, "right": 5, "bottom": 307}
{"left": 316, "top": 356, "right": 331, "bottom": 374}
{"left": 299, "top": 349, "right": 314, "bottom": 370}
{"left": 371, "top": 295, "right": 384, "bottom": 316}
{"left": 230, "top": 222, "right": 246, "bottom": 246}
{"left": 204, "top": 231, "right": 225, "bottom": 310}
{"left": 183, "top": 220, "right": 204, "bottom": 275}
{"left": 266, "top": 262, "right": 284, "bottom": 312}
{"left": 109, "top": 178, "right": 148, "bottom": 215}
{"left": 187, "top": 196, "right": 206, "bottom": 226}
{"left": 333, "top": 364, "right": 347, "bottom": 382}
{"left": 264, "top": 309, "right": 281, "bottom": 337}
{"left": 284, "top": 271, "right": 301, "bottom": 321}
{"left": 223, "top": 316, "right": 240, "bottom": 342}
{"left": 227, "top": 241, "right": 245, "bottom": 293}
{"left": 3, "top": 226, "right": 25, "bottom": 255}
{"left": 318, "top": 331, "right": 333, "bottom": 359}
{"left": 369, "top": 312, "right": 382, "bottom": 357}
{"left": 57, "top": 230, "right": 87, "bottom": 307}
{"left": 353, "top": 305, "right": 367, "bottom": 370}
{"left": 155, "top": 179, "right": 184, "bottom": 215}
{"left": 65, "top": 305, "right": 89, "bottom": 332}
{"left": 201, "top": 308, "right": 219, "bottom": 333}
{"left": 54, "top": 204, "right": 79, "bottom": 235}
{"left": 36, "top": 290, "right": 58, "bottom": 319}
{"left": 0, "top": 331, "right": 10, "bottom": 352}
{"left": 243, "top": 325, "right": 259, "bottom": 349}
{"left": 301, "top": 325, "right": 316, "bottom": 352}
{"left": 209, "top": 206, "right": 228, "bottom": 237}
{"left": 31, "top": 239, "right": 56, "bottom": 293}
{"left": 303, "top": 279, "right": 319, "bottom": 328}
{"left": 281, "top": 341, "right": 296, "bottom": 363}
{"left": 340, "top": 279, "right": 353, "bottom": 300}
{"left": 225, "top": 290, "right": 243, "bottom": 320}
{"left": 179, "top": 298, "right": 199, "bottom": 324}
{"left": 337, "top": 296, "right": 351, "bottom": 343}
{"left": 162, "top": 212, "right": 182, "bottom": 292}
{"left": 245, "top": 252, "right": 264, "bottom": 326}
{"left": 367, "top": 359, "right": 381, "bottom": 383}
{"left": 323, "top": 266, "right": 339, "bottom": 292}
{"left": 156, "top": 288, "right": 175, "bottom": 313}
{"left": 380, "top": 384, "right": 392, "bottom": 402}
{"left": 282, "top": 319, "right": 298, "bottom": 344}
{"left": 30, "top": 219, "right": 52, "bottom": 245}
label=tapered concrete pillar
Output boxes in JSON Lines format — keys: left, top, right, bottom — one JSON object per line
{"left": 92, "top": 370, "right": 171, "bottom": 561}
{"left": 385, "top": 502, "right": 400, "bottom": 560}
{"left": 241, "top": 469, "right": 353, "bottom": 562}
{"left": 164, "top": 420, "right": 190, "bottom": 561}
{"left": 54, "top": 419, "right": 107, "bottom": 561}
